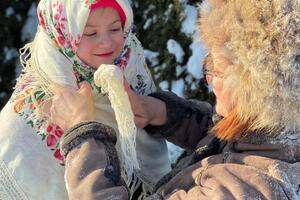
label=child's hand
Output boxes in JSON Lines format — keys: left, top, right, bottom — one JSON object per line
{"left": 49, "top": 82, "right": 95, "bottom": 130}
{"left": 124, "top": 80, "right": 167, "bottom": 128}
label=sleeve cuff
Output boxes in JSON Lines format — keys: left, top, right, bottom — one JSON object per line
{"left": 60, "top": 121, "right": 117, "bottom": 158}
{"left": 144, "top": 91, "right": 188, "bottom": 137}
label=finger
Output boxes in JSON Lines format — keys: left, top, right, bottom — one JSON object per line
{"left": 123, "top": 78, "right": 130, "bottom": 91}
{"left": 124, "top": 80, "right": 143, "bottom": 112}
{"left": 78, "top": 82, "right": 94, "bottom": 108}
{"left": 48, "top": 83, "right": 62, "bottom": 95}
{"left": 51, "top": 95, "right": 72, "bottom": 117}
{"left": 124, "top": 81, "right": 139, "bottom": 103}
{"left": 134, "top": 117, "right": 147, "bottom": 129}
{"left": 49, "top": 83, "right": 75, "bottom": 95}
{"left": 41, "top": 99, "right": 52, "bottom": 117}
{"left": 50, "top": 103, "right": 58, "bottom": 124}
{"left": 123, "top": 78, "right": 136, "bottom": 97}
{"left": 50, "top": 103, "right": 67, "bottom": 130}
{"left": 78, "top": 81, "right": 92, "bottom": 96}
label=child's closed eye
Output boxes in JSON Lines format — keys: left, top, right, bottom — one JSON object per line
{"left": 110, "top": 28, "right": 121, "bottom": 32}
{"left": 83, "top": 32, "right": 96, "bottom": 37}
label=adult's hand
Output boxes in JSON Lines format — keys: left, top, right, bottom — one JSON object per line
{"left": 49, "top": 82, "right": 95, "bottom": 130}
{"left": 124, "top": 80, "right": 167, "bottom": 129}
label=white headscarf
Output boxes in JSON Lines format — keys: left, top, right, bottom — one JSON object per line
{"left": 9, "top": 0, "right": 170, "bottom": 195}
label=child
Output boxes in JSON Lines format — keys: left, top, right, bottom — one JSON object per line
{"left": 0, "top": 0, "right": 171, "bottom": 199}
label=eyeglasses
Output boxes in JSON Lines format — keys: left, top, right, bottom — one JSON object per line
{"left": 203, "top": 68, "right": 224, "bottom": 84}
{"left": 203, "top": 54, "right": 223, "bottom": 84}
{"left": 203, "top": 53, "right": 225, "bottom": 84}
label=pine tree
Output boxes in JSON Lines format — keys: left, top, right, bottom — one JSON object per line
{"left": 132, "top": 0, "right": 214, "bottom": 103}
{"left": 0, "top": 0, "right": 37, "bottom": 109}
{"left": 0, "top": 1, "right": 214, "bottom": 110}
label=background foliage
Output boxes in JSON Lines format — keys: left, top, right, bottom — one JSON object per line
{"left": 0, "top": 0, "right": 214, "bottom": 110}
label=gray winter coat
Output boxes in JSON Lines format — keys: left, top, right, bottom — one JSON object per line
{"left": 60, "top": 92, "right": 300, "bottom": 200}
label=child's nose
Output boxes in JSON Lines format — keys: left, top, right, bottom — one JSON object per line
{"left": 96, "top": 34, "right": 113, "bottom": 47}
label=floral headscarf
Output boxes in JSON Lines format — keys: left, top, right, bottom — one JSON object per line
{"left": 12, "top": 0, "right": 155, "bottom": 163}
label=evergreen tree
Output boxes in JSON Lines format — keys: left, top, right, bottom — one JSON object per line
{"left": 132, "top": 0, "right": 214, "bottom": 103}
{"left": 0, "top": 0, "right": 37, "bottom": 109}
{"left": 0, "top": 0, "right": 214, "bottom": 110}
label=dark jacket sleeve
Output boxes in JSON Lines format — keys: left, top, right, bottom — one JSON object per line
{"left": 144, "top": 91, "right": 213, "bottom": 151}
{"left": 60, "top": 121, "right": 129, "bottom": 200}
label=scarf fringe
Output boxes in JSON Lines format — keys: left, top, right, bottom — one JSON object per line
{"left": 122, "top": 172, "right": 152, "bottom": 200}
{"left": 95, "top": 65, "right": 140, "bottom": 176}
{"left": 14, "top": 40, "right": 52, "bottom": 120}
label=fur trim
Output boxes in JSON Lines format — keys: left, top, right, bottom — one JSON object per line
{"left": 199, "top": 0, "right": 300, "bottom": 133}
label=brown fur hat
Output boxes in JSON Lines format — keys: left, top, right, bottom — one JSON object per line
{"left": 199, "top": 0, "right": 300, "bottom": 133}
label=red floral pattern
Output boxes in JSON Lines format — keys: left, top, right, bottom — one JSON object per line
{"left": 38, "top": 10, "right": 46, "bottom": 30}
{"left": 13, "top": 0, "right": 150, "bottom": 165}
{"left": 12, "top": 86, "right": 64, "bottom": 162}
{"left": 46, "top": 123, "right": 64, "bottom": 149}
{"left": 54, "top": 149, "right": 64, "bottom": 161}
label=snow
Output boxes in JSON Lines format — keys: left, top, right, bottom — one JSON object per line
{"left": 176, "top": 65, "right": 184, "bottom": 77}
{"left": 163, "top": 3, "right": 209, "bottom": 162}
{"left": 0, "top": 92, "right": 7, "bottom": 98}
{"left": 191, "top": 82, "right": 197, "bottom": 90}
{"left": 181, "top": 4, "right": 207, "bottom": 79}
{"left": 143, "top": 19, "right": 152, "bottom": 29}
{"left": 171, "top": 79, "right": 185, "bottom": 97}
{"left": 4, "top": 47, "right": 18, "bottom": 62}
{"left": 159, "top": 80, "right": 169, "bottom": 91}
{"left": 5, "top": 7, "right": 15, "bottom": 18}
{"left": 167, "top": 142, "right": 184, "bottom": 164}
{"left": 163, "top": 2, "right": 208, "bottom": 101}
{"left": 143, "top": 5, "right": 156, "bottom": 30}
{"left": 144, "top": 49, "right": 159, "bottom": 66}
{"left": 21, "top": 3, "right": 38, "bottom": 42}
{"left": 15, "top": 62, "right": 23, "bottom": 77}
{"left": 16, "top": 14, "right": 22, "bottom": 22}
{"left": 143, "top": 4, "right": 156, "bottom": 17}
{"left": 187, "top": 34, "right": 207, "bottom": 79}
{"left": 13, "top": 3, "right": 38, "bottom": 76}
{"left": 185, "top": 74, "right": 193, "bottom": 84}
{"left": 181, "top": 5, "right": 197, "bottom": 35}
{"left": 2, "top": 3, "right": 39, "bottom": 78}
{"left": 164, "top": 4, "right": 174, "bottom": 21}
{"left": 167, "top": 39, "right": 185, "bottom": 63}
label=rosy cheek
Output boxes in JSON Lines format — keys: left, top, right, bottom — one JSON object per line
{"left": 77, "top": 41, "right": 86, "bottom": 55}
{"left": 76, "top": 47, "right": 84, "bottom": 61}
{"left": 77, "top": 38, "right": 94, "bottom": 65}
{"left": 115, "top": 35, "right": 125, "bottom": 51}
{"left": 82, "top": 40, "right": 94, "bottom": 51}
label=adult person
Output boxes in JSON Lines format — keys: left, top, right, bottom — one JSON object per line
{"left": 50, "top": 0, "right": 300, "bottom": 199}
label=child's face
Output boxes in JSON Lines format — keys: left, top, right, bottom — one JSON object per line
{"left": 77, "top": 7, "right": 125, "bottom": 69}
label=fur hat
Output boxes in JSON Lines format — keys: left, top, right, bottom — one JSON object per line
{"left": 199, "top": 0, "right": 300, "bottom": 133}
